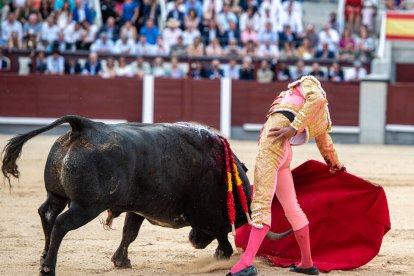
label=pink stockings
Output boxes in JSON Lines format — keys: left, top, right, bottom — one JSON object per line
{"left": 231, "top": 141, "right": 313, "bottom": 273}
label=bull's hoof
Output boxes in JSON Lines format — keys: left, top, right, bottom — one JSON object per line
{"left": 214, "top": 248, "right": 232, "bottom": 260}
{"left": 111, "top": 257, "right": 132, "bottom": 269}
{"left": 39, "top": 264, "right": 55, "bottom": 276}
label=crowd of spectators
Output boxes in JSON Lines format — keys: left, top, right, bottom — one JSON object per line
{"left": 0, "top": 0, "right": 377, "bottom": 81}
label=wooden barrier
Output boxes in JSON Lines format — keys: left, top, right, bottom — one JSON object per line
{"left": 0, "top": 75, "right": 142, "bottom": 122}
{"left": 387, "top": 83, "right": 414, "bottom": 125}
{"left": 395, "top": 64, "right": 414, "bottom": 82}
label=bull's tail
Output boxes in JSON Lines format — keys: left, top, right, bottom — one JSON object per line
{"left": 220, "top": 137, "right": 251, "bottom": 235}
{"left": 1, "top": 115, "right": 94, "bottom": 184}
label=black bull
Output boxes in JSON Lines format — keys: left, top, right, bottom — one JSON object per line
{"left": 1, "top": 115, "right": 291, "bottom": 275}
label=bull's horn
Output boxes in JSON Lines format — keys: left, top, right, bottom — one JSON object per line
{"left": 265, "top": 228, "right": 293, "bottom": 240}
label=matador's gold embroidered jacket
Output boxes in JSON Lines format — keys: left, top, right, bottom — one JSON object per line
{"left": 267, "top": 75, "right": 342, "bottom": 171}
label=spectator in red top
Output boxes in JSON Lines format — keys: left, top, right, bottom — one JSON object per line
{"left": 339, "top": 28, "right": 355, "bottom": 50}
{"left": 345, "top": 0, "right": 362, "bottom": 32}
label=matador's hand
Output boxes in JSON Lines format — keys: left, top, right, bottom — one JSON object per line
{"left": 267, "top": 126, "right": 297, "bottom": 141}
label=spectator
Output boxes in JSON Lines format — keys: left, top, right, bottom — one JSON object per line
{"left": 185, "top": 8, "right": 199, "bottom": 29}
{"left": 64, "top": 22, "right": 84, "bottom": 50}
{"left": 39, "top": 1, "right": 54, "bottom": 20}
{"left": 120, "top": 20, "right": 138, "bottom": 42}
{"left": 82, "top": 52, "right": 102, "bottom": 76}
{"left": 242, "top": 40, "right": 257, "bottom": 57}
{"left": 81, "top": 20, "right": 99, "bottom": 50}
{"left": 57, "top": 1, "right": 73, "bottom": 29}
{"left": 259, "top": 7, "right": 278, "bottom": 33}
{"left": 239, "top": 56, "right": 255, "bottom": 80}
{"left": 309, "top": 62, "right": 325, "bottom": 80}
{"left": 315, "top": 42, "right": 336, "bottom": 59}
{"left": 186, "top": 0, "right": 203, "bottom": 18}
{"left": 182, "top": 24, "right": 201, "bottom": 46}
{"left": 72, "top": 0, "right": 94, "bottom": 24}
{"left": 153, "top": 37, "right": 169, "bottom": 56}
{"left": 339, "top": 28, "right": 355, "bottom": 50}
{"left": 257, "top": 39, "right": 279, "bottom": 59}
{"left": 258, "top": 22, "right": 279, "bottom": 45}
{"left": 135, "top": 35, "right": 154, "bottom": 55}
{"left": 139, "top": 18, "right": 159, "bottom": 45}
{"left": 120, "top": 0, "right": 140, "bottom": 25}
{"left": 191, "top": 61, "right": 206, "bottom": 79}
{"left": 339, "top": 42, "right": 356, "bottom": 61}
{"left": 170, "top": 36, "right": 187, "bottom": 56}
{"left": 241, "top": 24, "right": 258, "bottom": 45}
{"left": 328, "top": 62, "right": 344, "bottom": 82}
{"left": 167, "top": 0, "right": 185, "bottom": 29}
{"left": 100, "top": 0, "right": 117, "bottom": 24}
{"left": 90, "top": 33, "right": 115, "bottom": 53}
{"left": 54, "top": 0, "right": 76, "bottom": 11}
{"left": 23, "top": 13, "right": 41, "bottom": 37}
{"left": 224, "top": 58, "right": 240, "bottom": 79}
{"left": 281, "top": 0, "right": 302, "bottom": 17}
{"left": 40, "top": 16, "right": 60, "bottom": 45}
{"left": 206, "top": 59, "right": 224, "bottom": 80}
{"left": 24, "top": 30, "right": 38, "bottom": 50}
{"left": 99, "top": 17, "right": 119, "bottom": 41}
{"left": 201, "top": 19, "right": 222, "bottom": 46}
{"left": 279, "top": 25, "right": 297, "bottom": 48}
{"left": 151, "top": 57, "right": 166, "bottom": 77}
{"left": 318, "top": 23, "right": 340, "bottom": 52}
{"left": 64, "top": 57, "right": 82, "bottom": 75}
{"left": 163, "top": 18, "right": 183, "bottom": 49}
{"left": 46, "top": 50, "right": 65, "bottom": 75}
{"left": 34, "top": 51, "right": 47, "bottom": 73}
{"left": 130, "top": 56, "right": 150, "bottom": 78}
{"left": 54, "top": 31, "right": 69, "bottom": 52}
{"left": 225, "top": 38, "right": 241, "bottom": 57}
{"left": 297, "top": 37, "right": 314, "bottom": 60}
{"left": 116, "top": 57, "right": 134, "bottom": 77}
{"left": 113, "top": 33, "right": 135, "bottom": 54}
{"left": 202, "top": 0, "right": 223, "bottom": 19}
{"left": 1, "top": 13, "right": 23, "bottom": 43}
{"left": 166, "top": 56, "right": 185, "bottom": 79}
{"left": 279, "top": 6, "right": 303, "bottom": 35}
{"left": 240, "top": 6, "right": 259, "bottom": 32}
{"left": 345, "top": 0, "right": 362, "bottom": 32}
{"left": 362, "top": 0, "right": 377, "bottom": 31}
{"left": 36, "top": 40, "right": 50, "bottom": 52}
{"left": 260, "top": 0, "right": 281, "bottom": 19}
{"left": 304, "top": 24, "right": 319, "bottom": 48}
{"left": 355, "top": 26, "right": 374, "bottom": 61}
{"left": 328, "top": 12, "right": 340, "bottom": 32}
{"left": 277, "top": 62, "right": 292, "bottom": 81}
{"left": 291, "top": 60, "right": 307, "bottom": 79}
{"left": 280, "top": 41, "right": 297, "bottom": 59}
{"left": 217, "top": 3, "right": 238, "bottom": 32}
{"left": 100, "top": 57, "right": 116, "bottom": 79}
{"left": 222, "top": 20, "right": 241, "bottom": 46}
{"left": 0, "top": 48, "right": 10, "bottom": 70}
{"left": 205, "top": 38, "right": 224, "bottom": 57}
{"left": 8, "top": 32, "right": 23, "bottom": 50}
{"left": 187, "top": 36, "right": 204, "bottom": 56}
{"left": 137, "top": 0, "right": 161, "bottom": 29}
{"left": 257, "top": 60, "right": 274, "bottom": 83}
{"left": 345, "top": 60, "right": 367, "bottom": 81}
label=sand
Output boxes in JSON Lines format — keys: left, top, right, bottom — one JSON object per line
{"left": 0, "top": 135, "right": 413, "bottom": 276}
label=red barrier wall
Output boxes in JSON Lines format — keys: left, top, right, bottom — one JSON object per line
{"left": 395, "top": 64, "right": 414, "bottom": 82}
{"left": 232, "top": 81, "right": 360, "bottom": 126}
{"left": 154, "top": 78, "right": 221, "bottom": 129}
{"left": 387, "top": 83, "right": 414, "bottom": 125}
{"left": 0, "top": 75, "right": 142, "bottom": 122}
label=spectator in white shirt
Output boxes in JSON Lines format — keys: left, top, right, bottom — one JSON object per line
{"left": 135, "top": 35, "right": 154, "bottom": 55}
{"left": 64, "top": 22, "right": 84, "bottom": 49}
{"left": 1, "top": 13, "right": 23, "bottom": 42}
{"left": 113, "top": 33, "right": 135, "bottom": 54}
{"left": 217, "top": 3, "right": 238, "bottom": 32}
{"left": 162, "top": 18, "right": 183, "bottom": 50}
{"left": 260, "top": 0, "right": 281, "bottom": 18}
{"left": 240, "top": 6, "right": 260, "bottom": 32}
{"left": 151, "top": 57, "right": 167, "bottom": 77}
{"left": 345, "top": 60, "right": 367, "bottom": 81}
{"left": 100, "top": 57, "right": 116, "bottom": 79}
{"left": 46, "top": 50, "right": 65, "bottom": 75}
{"left": 224, "top": 58, "right": 240, "bottom": 79}
{"left": 258, "top": 22, "right": 279, "bottom": 45}
{"left": 318, "top": 23, "right": 340, "bottom": 52}
{"left": 281, "top": 0, "right": 302, "bottom": 17}
{"left": 90, "top": 33, "right": 115, "bottom": 53}
{"left": 153, "top": 37, "right": 169, "bottom": 56}
{"left": 259, "top": 7, "right": 279, "bottom": 32}
{"left": 115, "top": 57, "right": 134, "bottom": 77}
{"left": 130, "top": 56, "right": 150, "bottom": 78}
{"left": 40, "top": 17, "right": 61, "bottom": 45}
{"left": 202, "top": 0, "right": 224, "bottom": 16}
{"left": 258, "top": 39, "right": 280, "bottom": 59}
{"left": 166, "top": 56, "right": 185, "bottom": 79}
{"left": 279, "top": 6, "right": 303, "bottom": 34}
{"left": 182, "top": 24, "right": 201, "bottom": 46}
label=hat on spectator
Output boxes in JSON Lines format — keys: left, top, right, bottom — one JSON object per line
{"left": 167, "top": 18, "right": 181, "bottom": 28}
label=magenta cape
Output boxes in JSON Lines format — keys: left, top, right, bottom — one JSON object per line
{"left": 235, "top": 160, "right": 391, "bottom": 272}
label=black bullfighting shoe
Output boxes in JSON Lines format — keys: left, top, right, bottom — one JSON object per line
{"left": 289, "top": 265, "right": 320, "bottom": 275}
{"left": 226, "top": 265, "right": 258, "bottom": 276}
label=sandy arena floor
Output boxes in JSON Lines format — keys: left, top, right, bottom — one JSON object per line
{"left": 0, "top": 135, "right": 413, "bottom": 276}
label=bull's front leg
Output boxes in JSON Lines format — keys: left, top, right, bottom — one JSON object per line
{"left": 214, "top": 232, "right": 234, "bottom": 259}
{"left": 112, "top": 212, "right": 145, "bottom": 268}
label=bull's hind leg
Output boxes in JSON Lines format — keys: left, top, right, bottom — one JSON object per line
{"left": 111, "top": 212, "right": 145, "bottom": 268}
{"left": 38, "top": 193, "right": 68, "bottom": 264}
{"left": 40, "top": 202, "right": 104, "bottom": 275}
{"left": 214, "top": 231, "right": 233, "bottom": 259}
